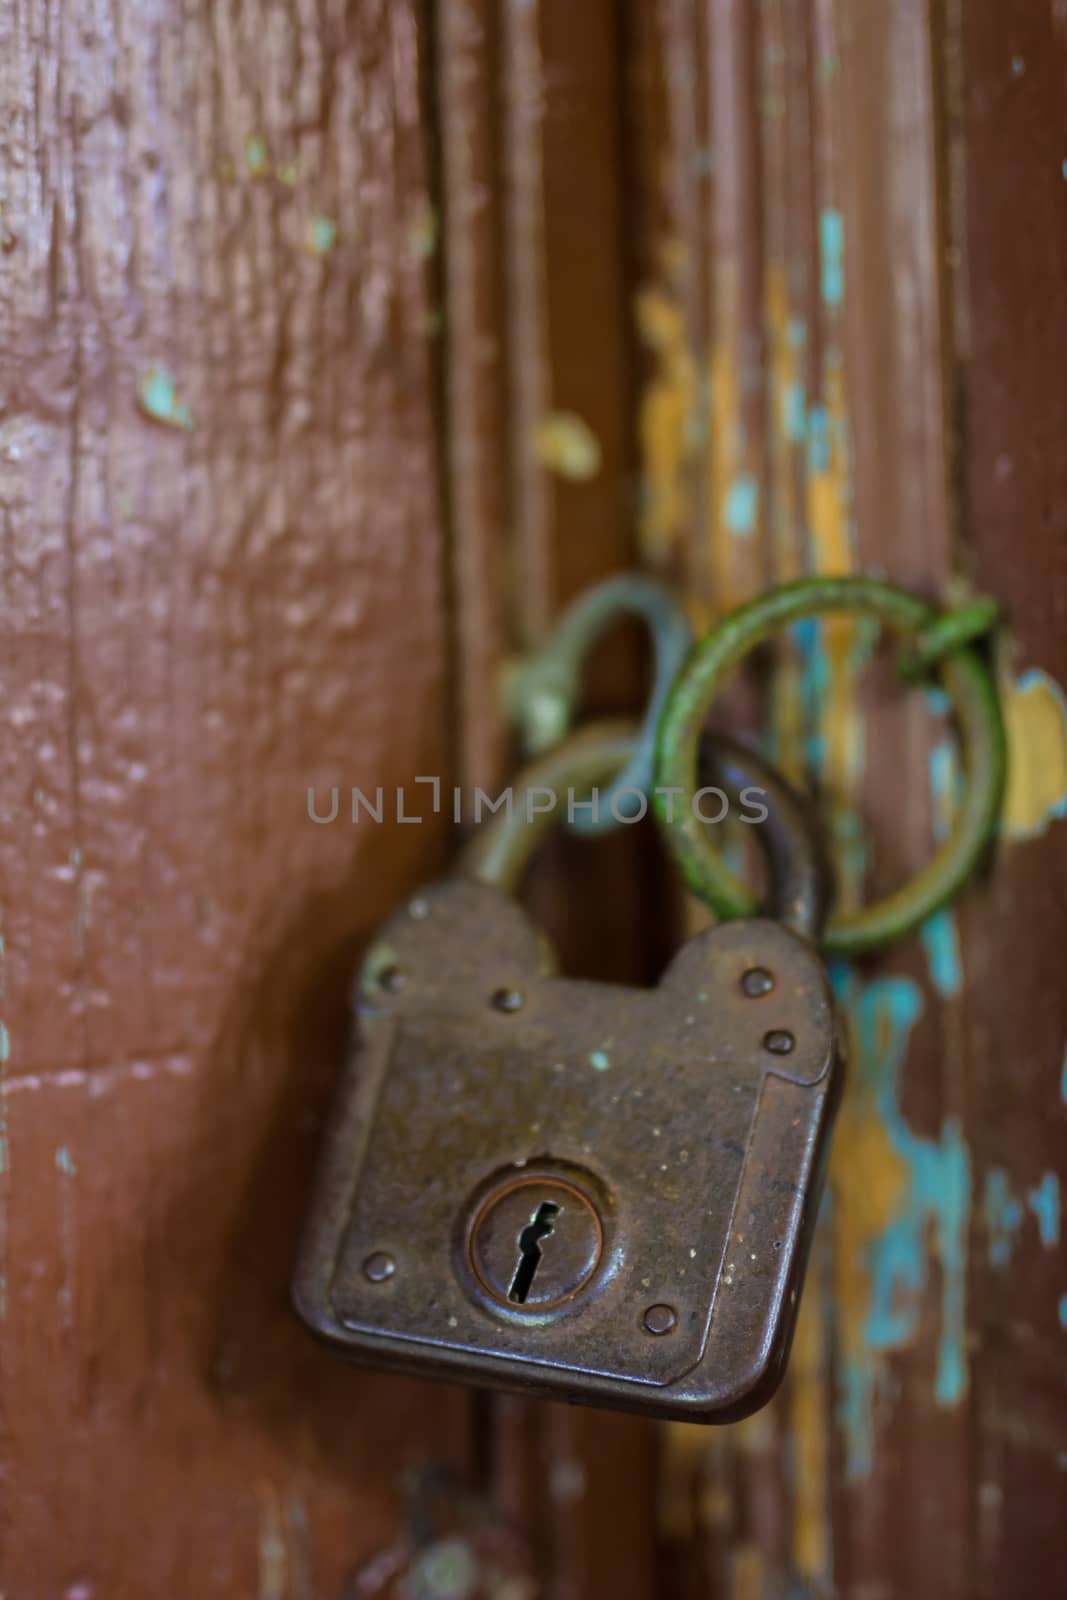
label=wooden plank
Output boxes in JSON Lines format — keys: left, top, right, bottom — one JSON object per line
{"left": 0, "top": 0, "right": 473, "bottom": 1590}
{"left": 954, "top": 3, "right": 1067, "bottom": 1595}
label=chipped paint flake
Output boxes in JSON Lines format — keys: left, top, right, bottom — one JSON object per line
{"left": 984, "top": 1167, "right": 1060, "bottom": 1262}
{"left": 304, "top": 215, "right": 338, "bottom": 256}
{"left": 635, "top": 281, "right": 699, "bottom": 562}
{"left": 782, "top": 381, "right": 806, "bottom": 442}
{"left": 708, "top": 260, "right": 765, "bottom": 608}
{"left": 1001, "top": 666, "right": 1067, "bottom": 838}
{"left": 831, "top": 969, "right": 972, "bottom": 1479}
{"left": 139, "top": 368, "right": 194, "bottom": 432}
{"left": 920, "top": 908, "right": 963, "bottom": 998}
{"left": 1027, "top": 1172, "right": 1061, "bottom": 1247}
{"left": 245, "top": 134, "right": 270, "bottom": 177}
{"left": 819, "top": 209, "right": 845, "bottom": 308}
{"left": 985, "top": 1167, "right": 1025, "bottom": 1266}
{"left": 533, "top": 412, "right": 602, "bottom": 481}
{"left": 724, "top": 475, "right": 759, "bottom": 537}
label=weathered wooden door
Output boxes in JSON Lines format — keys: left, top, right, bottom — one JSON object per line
{"left": 2, "top": 1, "right": 1064, "bottom": 1595}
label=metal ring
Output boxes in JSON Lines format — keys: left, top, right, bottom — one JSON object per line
{"left": 500, "top": 575, "right": 693, "bottom": 834}
{"left": 654, "top": 576, "right": 1007, "bottom": 956}
{"left": 896, "top": 596, "right": 1000, "bottom": 681}
{"left": 462, "top": 719, "right": 829, "bottom": 943}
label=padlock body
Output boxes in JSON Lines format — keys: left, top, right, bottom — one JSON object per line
{"left": 294, "top": 877, "right": 843, "bottom": 1422}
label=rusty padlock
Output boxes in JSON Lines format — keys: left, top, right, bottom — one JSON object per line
{"left": 294, "top": 722, "right": 844, "bottom": 1421}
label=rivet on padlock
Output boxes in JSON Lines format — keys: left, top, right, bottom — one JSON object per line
{"left": 293, "top": 720, "right": 843, "bottom": 1422}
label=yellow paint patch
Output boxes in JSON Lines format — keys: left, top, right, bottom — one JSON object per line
{"left": 805, "top": 352, "right": 862, "bottom": 817}
{"left": 532, "top": 412, "right": 602, "bottom": 481}
{"left": 1001, "top": 666, "right": 1067, "bottom": 838}
{"left": 832, "top": 1071, "right": 910, "bottom": 1359}
{"left": 789, "top": 1282, "right": 830, "bottom": 1582}
{"left": 635, "top": 283, "right": 698, "bottom": 564}
{"left": 806, "top": 358, "right": 851, "bottom": 576}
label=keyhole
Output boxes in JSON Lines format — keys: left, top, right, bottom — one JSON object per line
{"left": 508, "top": 1201, "right": 560, "bottom": 1303}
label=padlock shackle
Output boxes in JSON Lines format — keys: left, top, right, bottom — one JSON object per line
{"left": 699, "top": 735, "right": 831, "bottom": 942}
{"left": 461, "top": 720, "right": 830, "bottom": 942}
{"left": 500, "top": 576, "right": 694, "bottom": 837}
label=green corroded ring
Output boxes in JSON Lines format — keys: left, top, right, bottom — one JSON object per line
{"left": 654, "top": 576, "right": 1006, "bottom": 956}
{"left": 500, "top": 575, "right": 693, "bottom": 835}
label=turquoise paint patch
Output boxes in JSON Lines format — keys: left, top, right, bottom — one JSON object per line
{"left": 984, "top": 1167, "right": 1024, "bottom": 1267}
{"left": 724, "top": 475, "right": 759, "bottom": 536}
{"left": 307, "top": 215, "right": 338, "bottom": 255}
{"left": 819, "top": 208, "right": 845, "bottom": 307}
{"left": 589, "top": 1050, "right": 610, "bottom": 1072}
{"left": 245, "top": 133, "right": 269, "bottom": 176}
{"left": 832, "top": 969, "right": 973, "bottom": 1479}
{"left": 792, "top": 617, "right": 828, "bottom": 771}
{"left": 139, "top": 368, "right": 194, "bottom": 431}
{"left": 0, "top": 1022, "right": 8, "bottom": 1063}
{"left": 920, "top": 909, "right": 963, "bottom": 998}
{"left": 1027, "top": 1172, "right": 1060, "bottom": 1247}
{"left": 1059, "top": 1295, "right": 1067, "bottom": 1329}
{"left": 806, "top": 405, "right": 830, "bottom": 473}
{"left": 929, "top": 739, "right": 959, "bottom": 834}
{"left": 782, "top": 382, "right": 806, "bottom": 442}
{"left": 55, "top": 1146, "right": 75, "bottom": 1176}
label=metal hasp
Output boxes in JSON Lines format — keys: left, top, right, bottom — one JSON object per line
{"left": 293, "top": 732, "right": 843, "bottom": 1420}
